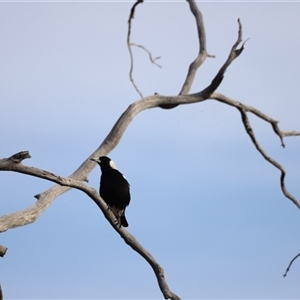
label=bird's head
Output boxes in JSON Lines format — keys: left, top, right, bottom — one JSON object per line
{"left": 90, "top": 156, "right": 118, "bottom": 170}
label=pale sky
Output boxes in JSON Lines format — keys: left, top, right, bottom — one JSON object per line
{"left": 1, "top": 2, "right": 300, "bottom": 299}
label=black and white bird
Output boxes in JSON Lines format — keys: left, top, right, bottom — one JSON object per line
{"left": 91, "top": 156, "right": 130, "bottom": 227}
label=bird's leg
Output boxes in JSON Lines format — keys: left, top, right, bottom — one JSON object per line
{"left": 107, "top": 205, "right": 121, "bottom": 227}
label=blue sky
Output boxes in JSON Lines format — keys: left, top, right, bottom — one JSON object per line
{"left": 1, "top": 2, "right": 300, "bottom": 299}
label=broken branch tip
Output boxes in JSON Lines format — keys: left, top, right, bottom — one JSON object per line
{"left": 9, "top": 151, "right": 31, "bottom": 164}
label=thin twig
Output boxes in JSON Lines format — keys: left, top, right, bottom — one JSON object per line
{"left": 283, "top": 252, "right": 300, "bottom": 277}
{"left": 127, "top": 0, "right": 144, "bottom": 98}
{"left": 130, "top": 43, "right": 162, "bottom": 68}
{"left": 211, "top": 93, "right": 300, "bottom": 149}
{"left": 216, "top": 90, "right": 294, "bottom": 150}
{"left": 281, "top": 130, "right": 300, "bottom": 138}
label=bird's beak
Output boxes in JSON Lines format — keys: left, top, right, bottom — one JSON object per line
{"left": 90, "top": 157, "right": 100, "bottom": 163}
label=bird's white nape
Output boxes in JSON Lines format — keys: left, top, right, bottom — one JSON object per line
{"left": 109, "top": 159, "right": 127, "bottom": 181}
{"left": 109, "top": 160, "right": 118, "bottom": 170}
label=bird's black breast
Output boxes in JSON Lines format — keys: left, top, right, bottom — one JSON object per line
{"left": 100, "top": 169, "right": 130, "bottom": 209}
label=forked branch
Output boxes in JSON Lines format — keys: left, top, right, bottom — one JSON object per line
{"left": 211, "top": 92, "right": 300, "bottom": 209}
{"left": 179, "top": 0, "right": 214, "bottom": 96}
{"left": 194, "top": 19, "right": 248, "bottom": 100}
{"left": 130, "top": 43, "right": 162, "bottom": 68}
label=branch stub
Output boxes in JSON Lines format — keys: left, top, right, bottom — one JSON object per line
{"left": 9, "top": 151, "right": 31, "bottom": 164}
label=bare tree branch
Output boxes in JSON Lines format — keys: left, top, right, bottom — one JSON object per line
{"left": 283, "top": 252, "right": 300, "bottom": 277}
{"left": 127, "top": 0, "right": 144, "bottom": 98}
{"left": 6, "top": 151, "right": 31, "bottom": 164}
{"left": 0, "top": 282, "right": 2, "bottom": 300}
{"left": 239, "top": 107, "right": 300, "bottom": 209}
{"left": 128, "top": 0, "right": 143, "bottom": 23}
{"left": 211, "top": 93, "right": 300, "bottom": 145}
{"left": 211, "top": 92, "right": 300, "bottom": 209}
{"left": 130, "top": 43, "right": 162, "bottom": 68}
{"left": 193, "top": 19, "right": 248, "bottom": 102}
{"left": 160, "top": 0, "right": 212, "bottom": 109}
{"left": 281, "top": 131, "right": 300, "bottom": 138}
{"left": 0, "top": 152, "right": 181, "bottom": 300}
{"left": 178, "top": 0, "right": 212, "bottom": 96}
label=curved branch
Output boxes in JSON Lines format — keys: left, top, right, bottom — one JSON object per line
{"left": 239, "top": 107, "right": 300, "bottom": 208}
{"left": 178, "top": 0, "right": 212, "bottom": 96}
{"left": 194, "top": 19, "right": 247, "bottom": 101}
{"left": 211, "top": 93, "right": 300, "bottom": 147}
{"left": 283, "top": 252, "right": 300, "bottom": 277}
{"left": 161, "top": 0, "right": 213, "bottom": 109}
{"left": 127, "top": 0, "right": 144, "bottom": 98}
{"left": 130, "top": 43, "right": 162, "bottom": 68}
{"left": 0, "top": 152, "right": 181, "bottom": 300}
{"left": 211, "top": 92, "right": 300, "bottom": 209}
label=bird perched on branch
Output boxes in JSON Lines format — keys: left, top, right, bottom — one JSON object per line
{"left": 91, "top": 156, "right": 131, "bottom": 227}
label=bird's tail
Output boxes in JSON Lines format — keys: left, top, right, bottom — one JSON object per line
{"left": 121, "top": 215, "right": 128, "bottom": 227}
{"left": 111, "top": 206, "right": 129, "bottom": 227}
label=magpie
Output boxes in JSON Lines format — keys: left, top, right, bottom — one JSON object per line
{"left": 91, "top": 156, "right": 130, "bottom": 227}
